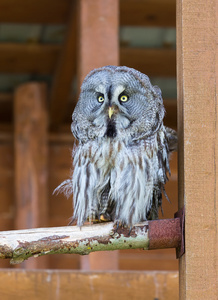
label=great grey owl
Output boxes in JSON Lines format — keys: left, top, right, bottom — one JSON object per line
{"left": 56, "top": 65, "right": 177, "bottom": 227}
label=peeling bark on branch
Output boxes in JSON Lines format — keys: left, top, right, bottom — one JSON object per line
{"left": 0, "top": 219, "right": 181, "bottom": 264}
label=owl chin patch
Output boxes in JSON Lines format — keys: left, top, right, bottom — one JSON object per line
{"left": 105, "top": 119, "right": 117, "bottom": 138}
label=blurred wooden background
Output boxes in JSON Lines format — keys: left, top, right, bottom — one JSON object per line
{"left": 0, "top": 1, "right": 179, "bottom": 299}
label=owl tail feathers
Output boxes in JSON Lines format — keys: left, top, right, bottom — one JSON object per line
{"left": 53, "top": 179, "right": 73, "bottom": 198}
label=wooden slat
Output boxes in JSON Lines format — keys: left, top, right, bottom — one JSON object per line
{"left": 14, "top": 83, "right": 49, "bottom": 269}
{"left": 0, "top": 0, "right": 70, "bottom": 24}
{"left": 120, "top": 48, "right": 176, "bottom": 78}
{"left": 177, "top": 0, "right": 218, "bottom": 299}
{"left": 120, "top": 0, "right": 176, "bottom": 27}
{"left": 0, "top": 144, "right": 14, "bottom": 269}
{"left": 0, "top": 270, "right": 179, "bottom": 300}
{"left": 48, "top": 144, "right": 73, "bottom": 225}
{"left": 77, "top": 0, "right": 119, "bottom": 270}
{"left": 120, "top": 249, "right": 178, "bottom": 271}
{"left": 0, "top": 93, "right": 13, "bottom": 123}
{"left": 0, "top": 44, "right": 61, "bottom": 74}
{"left": 49, "top": 1, "right": 77, "bottom": 129}
{"left": 0, "top": 0, "right": 175, "bottom": 27}
{"left": 0, "top": 44, "right": 175, "bottom": 77}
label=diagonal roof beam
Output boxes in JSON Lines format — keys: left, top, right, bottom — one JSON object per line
{"left": 0, "top": 0, "right": 71, "bottom": 24}
{"left": 49, "top": 1, "right": 78, "bottom": 130}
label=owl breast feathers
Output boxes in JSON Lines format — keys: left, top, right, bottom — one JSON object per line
{"left": 56, "top": 65, "right": 177, "bottom": 227}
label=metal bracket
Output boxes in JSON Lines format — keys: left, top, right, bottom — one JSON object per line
{"left": 174, "top": 206, "right": 185, "bottom": 259}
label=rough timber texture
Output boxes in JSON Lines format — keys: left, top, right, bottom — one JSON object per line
{"left": 0, "top": 142, "right": 14, "bottom": 268}
{"left": 0, "top": 270, "right": 179, "bottom": 300}
{"left": 14, "top": 83, "right": 49, "bottom": 269}
{"left": 177, "top": 0, "right": 218, "bottom": 299}
{"left": 77, "top": 0, "right": 119, "bottom": 86}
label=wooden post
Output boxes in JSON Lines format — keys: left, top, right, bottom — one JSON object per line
{"left": 77, "top": 0, "right": 119, "bottom": 87}
{"left": 177, "top": 0, "right": 218, "bottom": 299}
{"left": 14, "top": 83, "right": 49, "bottom": 269}
{"left": 78, "top": 0, "right": 119, "bottom": 270}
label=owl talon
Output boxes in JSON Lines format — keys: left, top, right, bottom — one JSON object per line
{"left": 114, "top": 221, "right": 123, "bottom": 232}
{"left": 128, "top": 227, "right": 132, "bottom": 236}
{"left": 92, "top": 214, "right": 111, "bottom": 223}
{"left": 99, "top": 214, "right": 111, "bottom": 222}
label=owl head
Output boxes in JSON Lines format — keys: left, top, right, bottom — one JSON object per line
{"left": 72, "top": 66, "right": 165, "bottom": 143}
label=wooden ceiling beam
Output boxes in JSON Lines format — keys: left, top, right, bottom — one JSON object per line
{"left": 120, "top": 0, "right": 176, "bottom": 27}
{"left": 0, "top": 0, "right": 70, "bottom": 24}
{"left": 0, "top": 43, "right": 61, "bottom": 74}
{"left": 120, "top": 47, "right": 176, "bottom": 77}
{"left": 0, "top": 0, "right": 176, "bottom": 27}
{"left": 0, "top": 44, "right": 175, "bottom": 77}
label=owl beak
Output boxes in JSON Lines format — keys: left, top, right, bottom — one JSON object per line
{"left": 108, "top": 106, "right": 114, "bottom": 119}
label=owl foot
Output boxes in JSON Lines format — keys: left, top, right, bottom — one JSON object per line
{"left": 99, "top": 213, "right": 111, "bottom": 222}
{"left": 114, "top": 221, "right": 128, "bottom": 231}
{"left": 128, "top": 227, "right": 133, "bottom": 236}
{"left": 92, "top": 213, "right": 111, "bottom": 224}
{"left": 113, "top": 222, "right": 132, "bottom": 237}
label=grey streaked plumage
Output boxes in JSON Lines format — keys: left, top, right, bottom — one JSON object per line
{"left": 56, "top": 65, "right": 177, "bottom": 227}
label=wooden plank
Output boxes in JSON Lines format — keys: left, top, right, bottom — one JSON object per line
{"left": 120, "top": 48, "right": 176, "bottom": 78}
{"left": 0, "top": 144, "right": 14, "bottom": 269}
{"left": 0, "top": 0, "right": 175, "bottom": 27}
{"left": 0, "top": 93, "right": 13, "bottom": 123}
{"left": 0, "top": 44, "right": 175, "bottom": 79}
{"left": 77, "top": 0, "right": 119, "bottom": 270}
{"left": 120, "top": 0, "right": 176, "bottom": 27}
{"left": 176, "top": 0, "right": 218, "bottom": 299}
{"left": 14, "top": 83, "right": 49, "bottom": 269}
{"left": 120, "top": 249, "right": 178, "bottom": 271}
{"left": 49, "top": 1, "right": 77, "bottom": 129}
{"left": 48, "top": 144, "right": 74, "bottom": 225}
{"left": 77, "top": 0, "right": 119, "bottom": 86}
{"left": 0, "top": 270, "right": 179, "bottom": 300}
{"left": 0, "top": 0, "right": 70, "bottom": 24}
{"left": 0, "top": 44, "right": 60, "bottom": 74}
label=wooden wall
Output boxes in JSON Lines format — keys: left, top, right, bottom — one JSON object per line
{"left": 0, "top": 270, "right": 179, "bottom": 300}
{"left": 0, "top": 0, "right": 179, "bottom": 298}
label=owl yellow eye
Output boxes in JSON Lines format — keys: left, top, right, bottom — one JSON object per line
{"left": 97, "top": 95, "right": 104, "bottom": 103}
{"left": 119, "top": 94, "right": 128, "bottom": 102}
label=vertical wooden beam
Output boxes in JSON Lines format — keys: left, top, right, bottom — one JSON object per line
{"left": 78, "top": 0, "right": 119, "bottom": 87}
{"left": 78, "top": 0, "right": 119, "bottom": 270}
{"left": 177, "top": 0, "right": 218, "bottom": 299}
{"left": 14, "top": 83, "right": 49, "bottom": 269}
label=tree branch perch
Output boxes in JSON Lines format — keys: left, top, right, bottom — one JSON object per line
{"left": 0, "top": 219, "right": 181, "bottom": 264}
